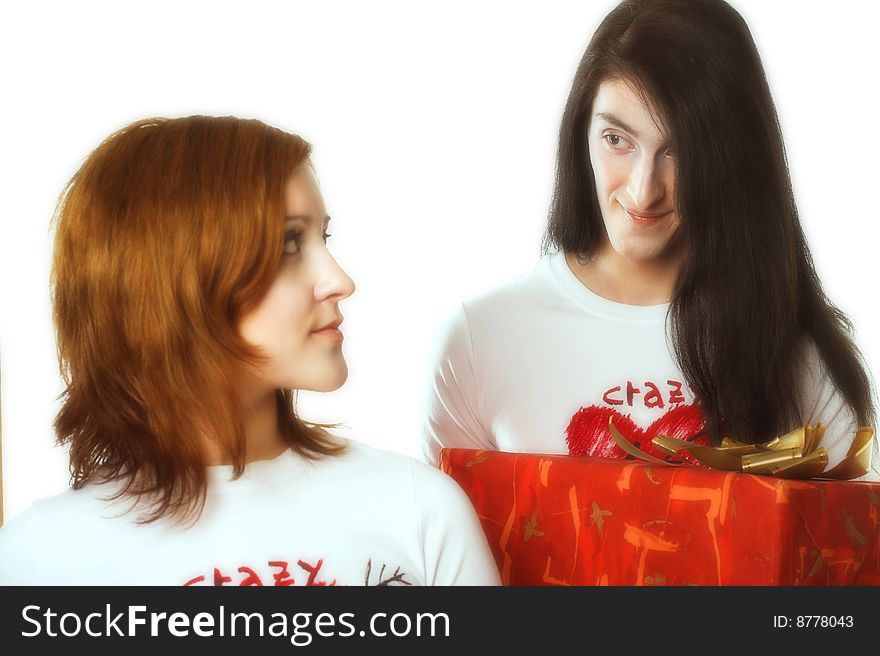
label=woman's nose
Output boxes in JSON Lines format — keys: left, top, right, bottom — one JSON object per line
{"left": 314, "top": 252, "right": 355, "bottom": 302}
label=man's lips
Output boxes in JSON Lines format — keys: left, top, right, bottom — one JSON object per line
{"left": 620, "top": 202, "right": 672, "bottom": 223}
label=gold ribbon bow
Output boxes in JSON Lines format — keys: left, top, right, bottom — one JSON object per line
{"left": 609, "top": 420, "right": 875, "bottom": 480}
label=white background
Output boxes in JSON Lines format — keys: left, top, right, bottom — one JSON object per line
{"left": 1, "top": 0, "right": 878, "bottom": 522}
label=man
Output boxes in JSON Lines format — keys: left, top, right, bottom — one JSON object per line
{"left": 423, "top": 0, "right": 875, "bottom": 479}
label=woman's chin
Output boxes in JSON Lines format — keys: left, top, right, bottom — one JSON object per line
{"left": 296, "top": 365, "right": 349, "bottom": 393}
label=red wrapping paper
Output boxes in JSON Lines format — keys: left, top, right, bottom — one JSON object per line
{"left": 439, "top": 449, "right": 880, "bottom": 585}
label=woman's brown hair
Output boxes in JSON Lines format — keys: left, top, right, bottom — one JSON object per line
{"left": 52, "top": 116, "right": 343, "bottom": 524}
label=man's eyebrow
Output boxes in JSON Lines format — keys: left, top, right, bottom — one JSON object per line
{"left": 594, "top": 112, "right": 640, "bottom": 139}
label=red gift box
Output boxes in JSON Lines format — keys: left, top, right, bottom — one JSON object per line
{"left": 439, "top": 449, "right": 880, "bottom": 585}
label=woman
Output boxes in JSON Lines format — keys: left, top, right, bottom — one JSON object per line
{"left": 0, "top": 115, "right": 500, "bottom": 585}
{"left": 424, "top": 0, "right": 876, "bottom": 478}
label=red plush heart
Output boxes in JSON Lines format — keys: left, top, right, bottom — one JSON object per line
{"left": 565, "top": 403, "right": 712, "bottom": 465}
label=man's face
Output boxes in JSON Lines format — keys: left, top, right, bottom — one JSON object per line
{"left": 588, "top": 78, "right": 682, "bottom": 267}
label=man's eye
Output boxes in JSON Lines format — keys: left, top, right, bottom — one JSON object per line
{"left": 603, "top": 134, "right": 630, "bottom": 149}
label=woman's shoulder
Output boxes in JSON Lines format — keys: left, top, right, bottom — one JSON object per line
{"left": 0, "top": 485, "right": 117, "bottom": 583}
{"left": 329, "top": 438, "right": 469, "bottom": 504}
{"left": 330, "top": 438, "right": 434, "bottom": 481}
{"left": 1, "top": 481, "right": 127, "bottom": 534}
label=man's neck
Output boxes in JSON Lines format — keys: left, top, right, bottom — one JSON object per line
{"left": 565, "top": 247, "right": 682, "bottom": 306}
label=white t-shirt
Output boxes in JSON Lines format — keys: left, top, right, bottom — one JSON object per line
{"left": 0, "top": 439, "right": 501, "bottom": 586}
{"left": 424, "top": 251, "right": 877, "bottom": 479}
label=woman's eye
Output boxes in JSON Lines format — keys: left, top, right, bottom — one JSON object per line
{"left": 283, "top": 230, "right": 302, "bottom": 256}
{"left": 322, "top": 231, "right": 332, "bottom": 243}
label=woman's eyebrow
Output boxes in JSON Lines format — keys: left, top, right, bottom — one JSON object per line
{"left": 594, "top": 112, "right": 640, "bottom": 139}
{"left": 284, "top": 214, "right": 331, "bottom": 226}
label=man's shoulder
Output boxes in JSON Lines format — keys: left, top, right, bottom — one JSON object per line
{"left": 460, "top": 256, "right": 556, "bottom": 325}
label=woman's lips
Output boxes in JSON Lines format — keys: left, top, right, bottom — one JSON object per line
{"left": 312, "top": 327, "right": 344, "bottom": 342}
{"left": 311, "top": 320, "right": 344, "bottom": 342}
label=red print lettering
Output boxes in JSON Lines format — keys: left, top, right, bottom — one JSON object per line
{"left": 183, "top": 557, "right": 338, "bottom": 587}
{"left": 601, "top": 379, "right": 687, "bottom": 409}
{"left": 626, "top": 381, "right": 640, "bottom": 406}
{"left": 644, "top": 382, "right": 664, "bottom": 409}
{"left": 268, "top": 561, "right": 295, "bottom": 586}
{"left": 667, "top": 380, "right": 685, "bottom": 405}
{"left": 297, "top": 559, "right": 336, "bottom": 587}
{"left": 213, "top": 568, "right": 232, "bottom": 587}
{"left": 237, "top": 566, "right": 264, "bottom": 586}
{"left": 602, "top": 386, "right": 623, "bottom": 405}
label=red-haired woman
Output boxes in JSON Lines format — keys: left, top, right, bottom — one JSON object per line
{"left": 0, "top": 116, "right": 500, "bottom": 586}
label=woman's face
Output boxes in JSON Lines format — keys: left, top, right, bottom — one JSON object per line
{"left": 588, "top": 78, "right": 681, "bottom": 267}
{"left": 238, "top": 165, "right": 355, "bottom": 393}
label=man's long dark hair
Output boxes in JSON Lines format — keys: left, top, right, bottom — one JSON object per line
{"left": 545, "top": 0, "right": 874, "bottom": 444}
